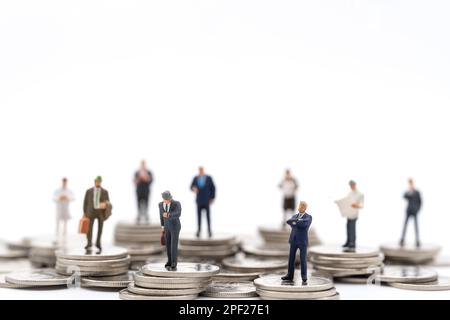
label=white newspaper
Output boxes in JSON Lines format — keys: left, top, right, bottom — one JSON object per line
{"left": 335, "top": 197, "right": 358, "bottom": 219}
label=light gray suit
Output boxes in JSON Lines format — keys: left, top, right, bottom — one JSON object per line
{"left": 159, "top": 200, "right": 181, "bottom": 268}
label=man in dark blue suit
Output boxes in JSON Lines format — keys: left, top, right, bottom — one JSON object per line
{"left": 400, "top": 178, "right": 422, "bottom": 248}
{"left": 282, "top": 201, "right": 312, "bottom": 284}
{"left": 190, "top": 166, "right": 216, "bottom": 238}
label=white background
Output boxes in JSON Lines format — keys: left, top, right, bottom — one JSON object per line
{"left": 0, "top": 0, "right": 449, "bottom": 255}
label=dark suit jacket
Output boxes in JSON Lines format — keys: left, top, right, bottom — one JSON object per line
{"left": 83, "top": 187, "right": 111, "bottom": 219}
{"left": 287, "top": 213, "right": 312, "bottom": 247}
{"left": 159, "top": 200, "right": 182, "bottom": 229}
{"left": 135, "top": 170, "right": 153, "bottom": 196}
{"left": 404, "top": 190, "right": 422, "bottom": 215}
{"left": 190, "top": 175, "right": 216, "bottom": 206}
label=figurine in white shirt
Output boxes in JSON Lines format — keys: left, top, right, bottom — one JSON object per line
{"left": 53, "top": 177, "right": 75, "bottom": 241}
{"left": 335, "top": 180, "right": 364, "bottom": 252}
{"left": 278, "top": 169, "right": 299, "bottom": 229}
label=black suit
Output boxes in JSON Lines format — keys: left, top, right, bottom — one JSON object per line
{"left": 190, "top": 175, "right": 216, "bottom": 235}
{"left": 135, "top": 170, "right": 153, "bottom": 223}
{"left": 286, "top": 213, "right": 312, "bottom": 281}
{"left": 401, "top": 190, "right": 422, "bottom": 245}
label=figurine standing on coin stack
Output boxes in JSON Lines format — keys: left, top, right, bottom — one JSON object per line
{"left": 335, "top": 180, "right": 364, "bottom": 252}
{"left": 134, "top": 160, "right": 153, "bottom": 224}
{"left": 159, "top": 191, "right": 181, "bottom": 271}
{"left": 278, "top": 169, "right": 299, "bottom": 229}
{"left": 190, "top": 166, "right": 216, "bottom": 238}
{"left": 83, "top": 176, "right": 112, "bottom": 253}
{"left": 282, "top": 201, "right": 312, "bottom": 284}
{"left": 53, "top": 177, "right": 75, "bottom": 242}
{"left": 400, "top": 178, "right": 422, "bottom": 248}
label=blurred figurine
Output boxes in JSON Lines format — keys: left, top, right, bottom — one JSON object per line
{"left": 278, "top": 169, "right": 299, "bottom": 229}
{"left": 400, "top": 178, "right": 422, "bottom": 248}
{"left": 335, "top": 180, "right": 364, "bottom": 252}
{"left": 281, "top": 201, "right": 312, "bottom": 284}
{"left": 134, "top": 160, "right": 153, "bottom": 224}
{"left": 83, "top": 176, "right": 112, "bottom": 253}
{"left": 53, "top": 177, "right": 75, "bottom": 241}
{"left": 159, "top": 191, "right": 181, "bottom": 271}
{"left": 190, "top": 167, "right": 216, "bottom": 238}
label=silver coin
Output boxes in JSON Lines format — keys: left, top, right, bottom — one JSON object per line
{"left": 380, "top": 243, "right": 441, "bottom": 256}
{"left": 115, "top": 245, "right": 163, "bottom": 256}
{"left": 0, "top": 274, "right": 32, "bottom": 288}
{"left": 0, "top": 259, "right": 32, "bottom": 273}
{"left": 115, "top": 221, "right": 162, "bottom": 230}
{"left": 57, "top": 256, "right": 131, "bottom": 267}
{"left": 56, "top": 247, "right": 128, "bottom": 261}
{"left": 119, "top": 289, "right": 197, "bottom": 300}
{"left": 375, "top": 266, "right": 438, "bottom": 283}
{"left": 254, "top": 275, "right": 334, "bottom": 292}
{"left": 241, "top": 244, "right": 289, "bottom": 258}
{"left": 388, "top": 276, "right": 450, "bottom": 291}
{"left": 56, "top": 262, "right": 130, "bottom": 272}
{"left": 335, "top": 276, "right": 371, "bottom": 284}
{"left": 213, "top": 270, "right": 261, "bottom": 282}
{"left": 56, "top": 266, "right": 129, "bottom": 277}
{"left": 180, "top": 235, "right": 237, "bottom": 246}
{"left": 222, "top": 256, "right": 287, "bottom": 272}
{"left": 311, "top": 254, "right": 384, "bottom": 264}
{"left": 81, "top": 272, "right": 135, "bottom": 288}
{"left": 128, "top": 283, "right": 205, "bottom": 296}
{"left": 202, "top": 281, "right": 257, "bottom": 298}
{"left": 256, "top": 287, "right": 337, "bottom": 299}
{"left": 309, "top": 245, "right": 381, "bottom": 258}
{"left": 0, "top": 244, "right": 29, "bottom": 259}
{"left": 5, "top": 269, "right": 72, "bottom": 286}
{"left": 142, "top": 262, "right": 220, "bottom": 278}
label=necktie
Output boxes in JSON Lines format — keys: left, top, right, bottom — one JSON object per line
{"left": 165, "top": 204, "right": 168, "bottom": 212}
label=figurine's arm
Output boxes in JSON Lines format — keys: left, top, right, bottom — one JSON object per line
{"left": 159, "top": 204, "right": 164, "bottom": 227}
{"left": 83, "top": 190, "right": 89, "bottom": 216}
{"left": 210, "top": 177, "right": 216, "bottom": 200}
{"left": 169, "top": 202, "right": 181, "bottom": 219}
{"left": 293, "top": 216, "right": 312, "bottom": 229}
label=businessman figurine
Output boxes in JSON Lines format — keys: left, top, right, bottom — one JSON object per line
{"left": 281, "top": 201, "right": 312, "bottom": 284}
{"left": 134, "top": 160, "right": 153, "bottom": 224}
{"left": 400, "top": 178, "right": 422, "bottom": 248}
{"left": 83, "top": 176, "right": 112, "bottom": 253}
{"left": 190, "top": 167, "right": 216, "bottom": 238}
{"left": 159, "top": 191, "right": 181, "bottom": 271}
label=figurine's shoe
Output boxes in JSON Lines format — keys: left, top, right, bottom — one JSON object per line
{"left": 416, "top": 241, "right": 421, "bottom": 248}
{"left": 169, "top": 266, "right": 177, "bottom": 272}
{"left": 208, "top": 232, "right": 212, "bottom": 238}
{"left": 84, "top": 244, "right": 92, "bottom": 250}
{"left": 302, "top": 279, "right": 308, "bottom": 285}
{"left": 281, "top": 274, "right": 293, "bottom": 281}
{"left": 195, "top": 231, "right": 200, "bottom": 238}
{"left": 343, "top": 247, "right": 356, "bottom": 253}
{"left": 342, "top": 243, "right": 349, "bottom": 248}
{"left": 165, "top": 262, "right": 170, "bottom": 268}
{"left": 399, "top": 240, "right": 405, "bottom": 247}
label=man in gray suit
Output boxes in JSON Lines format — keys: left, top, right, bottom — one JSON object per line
{"left": 159, "top": 191, "right": 181, "bottom": 271}
{"left": 83, "top": 176, "right": 112, "bottom": 253}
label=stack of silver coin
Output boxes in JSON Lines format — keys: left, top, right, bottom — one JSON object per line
{"left": 0, "top": 242, "right": 29, "bottom": 261}
{"left": 380, "top": 243, "right": 441, "bottom": 265}
{"left": 1, "top": 269, "right": 73, "bottom": 289}
{"left": 81, "top": 272, "right": 135, "bottom": 289}
{"left": 201, "top": 281, "right": 258, "bottom": 299}
{"left": 29, "top": 241, "right": 59, "bottom": 268}
{"left": 114, "top": 222, "right": 164, "bottom": 270}
{"left": 309, "top": 245, "right": 384, "bottom": 283}
{"left": 178, "top": 235, "right": 239, "bottom": 261}
{"left": 254, "top": 273, "right": 339, "bottom": 300}
{"left": 374, "top": 265, "right": 450, "bottom": 291}
{"left": 240, "top": 242, "right": 289, "bottom": 259}
{"left": 221, "top": 254, "right": 287, "bottom": 276}
{"left": 5, "top": 238, "right": 32, "bottom": 255}
{"left": 119, "top": 262, "right": 220, "bottom": 300}
{"left": 258, "top": 227, "right": 321, "bottom": 247}
{"left": 55, "top": 247, "right": 130, "bottom": 277}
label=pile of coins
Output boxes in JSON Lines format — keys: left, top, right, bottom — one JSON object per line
{"left": 258, "top": 227, "right": 321, "bottom": 247}
{"left": 222, "top": 255, "right": 287, "bottom": 275}
{"left": 114, "top": 222, "right": 164, "bottom": 270}
{"left": 119, "top": 262, "right": 220, "bottom": 300}
{"left": 29, "top": 241, "right": 59, "bottom": 268}
{"left": 0, "top": 242, "right": 28, "bottom": 261}
{"left": 254, "top": 273, "right": 339, "bottom": 300}
{"left": 178, "top": 235, "right": 239, "bottom": 261}
{"left": 1, "top": 269, "right": 73, "bottom": 289}
{"left": 55, "top": 247, "right": 130, "bottom": 277}
{"left": 380, "top": 243, "right": 441, "bottom": 265}
{"left": 201, "top": 281, "right": 257, "bottom": 299}
{"left": 374, "top": 266, "right": 450, "bottom": 291}
{"left": 309, "top": 245, "right": 384, "bottom": 283}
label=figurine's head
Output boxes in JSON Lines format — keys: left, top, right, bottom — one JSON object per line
{"left": 285, "top": 169, "right": 291, "bottom": 179}
{"left": 62, "top": 177, "right": 68, "bottom": 188}
{"left": 161, "top": 190, "right": 173, "bottom": 204}
{"left": 198, "top": 166, "right": 205, "bottom": 176}
{"left": 95, "top": 176, "right": 102, "bottom": 188}
{"left": 140, "top": 159, "right": 146, "bottom": 168}
{"left": 349, "top": 180, "right": 357, "bottom": 191}
{"left": 298, "top": 201, "right": 308, "bottom": 213}
{"left": 408, "top": 178, "right": 415, "bottom": 189}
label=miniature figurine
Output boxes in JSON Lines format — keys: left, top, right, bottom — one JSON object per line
{"left": 53, "top": 177, "right": 75, "bottom": 241}
{"left": 278, "top": 169, "right": 299, "bottom": 229}
{"left": 83, "top": 176, "right": 112, "bottom": 253}
{"left": 190, "top": 167, "right": 216, "bottom": 238}
{"left": 281, "top": 201, "right": 312, "bottom": 284}
{"left": 400, "top": 178, "right": 422, "bottom": 248}
{"left": 134, "top": 160, "right": 153, "bottom": 224}
{"left": 159, "top": 191, "right": 181, "bottom": 271}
